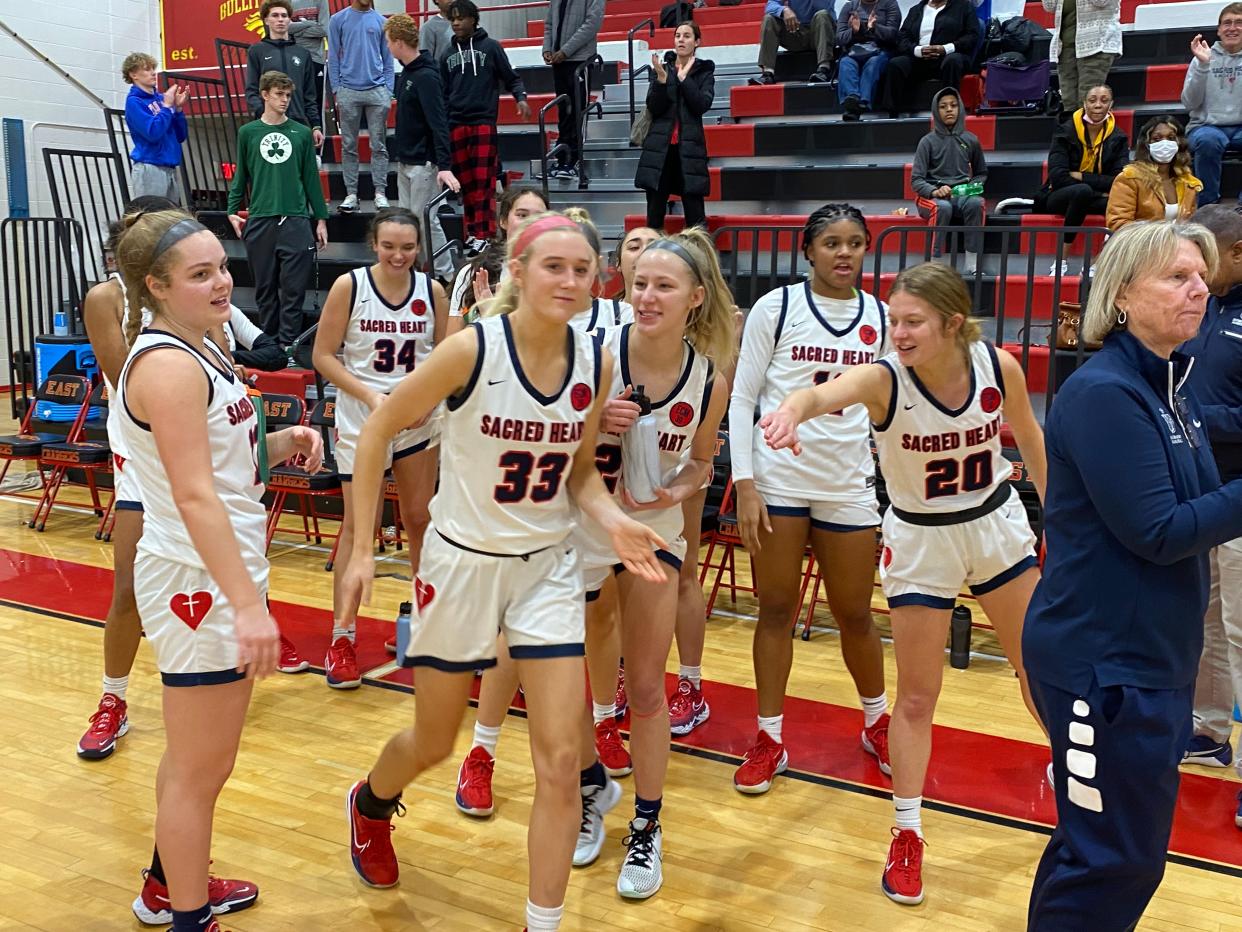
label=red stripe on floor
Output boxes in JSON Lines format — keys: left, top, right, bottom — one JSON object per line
{"left": 3, "top": 546, "right": 1240, "bottom": 869}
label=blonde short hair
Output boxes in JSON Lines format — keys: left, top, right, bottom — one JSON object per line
{"left": 1083, "top": 221, "right": 1219, "bottom": 343}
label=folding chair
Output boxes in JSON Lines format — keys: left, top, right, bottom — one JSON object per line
{"left": 266, "top": 396, "right": 343, "bottom": 566}
{"left": 0, "top": 374, "right": 92, "bottom": 490}
{"left": 30, "top": 380, "right": 111, "bottom": 532}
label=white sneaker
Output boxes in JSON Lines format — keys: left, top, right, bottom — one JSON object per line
{"left": 617, "top": 817, "right": 663, "bottom": 899}
{"left": 572, "top": 778, "right": 621, "bottom": 867}
{"left": 339, "top": 193, "right": 359, "bottom": 213}
{"left": 1050, "top": 259, "right": 1069, "bottom": 276}
{"left": 1046, "top": 761, "right": 1055, "bottom": 790}
{"left": 374, "top": 192, "right": 390, "bottom": 209}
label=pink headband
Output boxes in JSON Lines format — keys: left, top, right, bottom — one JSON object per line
{"left": 509, "top": 215, "right": 581, "bottom": 260}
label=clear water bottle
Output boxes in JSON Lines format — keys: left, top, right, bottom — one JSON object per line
{"left": 621, "top": 385, "right": 662, "bottom": 504}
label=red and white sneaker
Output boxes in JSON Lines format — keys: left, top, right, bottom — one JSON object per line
{"left": 882, "top": 828, "right": 926, "bottom": 905}
{"left": 325, "top": 636, "right": 361, "bottom": 689}
{"left": 668, "top": 677, "right": 710, "bottom": 736}
{"left": 594, "top": 719, "right": 633, "bottom": 777}
{"left": 733, "top": 731, "right": 788, "bottom": 795}
{"left": 131, "top": 867, "right": 259, "bottom": 925}
{"left": 77, "top": 693, "right": 128, "bottom": 760}
{"left": 346, "top": 780, "right": 401, "bottom": 888}
{"left": 455, "top": 746, "right": 495, "bottom": 817}
{"left": 614, "top": 665, "right": 628, "bottom": 721}
{"left": 862, "top": 713, "right": 892, "bottom": 776}
{"left": 277, "top": 634, "right": 309, "bottom": 673}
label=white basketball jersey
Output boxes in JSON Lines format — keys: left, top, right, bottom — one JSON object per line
{"left": 585, "top": 324, "right": 714, "bottom": 548}
{"left": 872, "top": 341, "right": 1012, "bottom": 514}
{"left": 339, "top": 267, "right": 437, "bottom": 393}
{"left": 432, "top": 314, "right": 600, "bottom": 554}
{"left": 568, "top": 297, "right": 633, "bottom": 336}
{"left": 103, "top": 273, "right": 152, "bottom": 463}
{"left": 751, "top": 282, "right": 887, "bottom": 501}
{"left": 117, "top": 330, "right": 267, "bottom": 570}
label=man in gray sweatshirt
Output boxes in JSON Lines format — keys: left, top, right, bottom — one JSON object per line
{"left": 911, "top": 87, "right": 988, "bottom": 268}
{"left": 419, "top": 0, "right": 454, "bottom": 61}
{"left": 1183, "top": 3, "right": 1242, "bottom": 205}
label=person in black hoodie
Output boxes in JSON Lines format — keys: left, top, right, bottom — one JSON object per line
{"left": 634, "top": 22, "right": 716, "bottom": 231}
{"left": 1035, "top": 83, "right": 1127, "bottom": 270}
{"left": 442, "top": 0, "right": 530, "bottom": 252}
{"left": 879, "top": 0, "right": 979, "bottom": 117}
{"left": 245, "top": 0, "right": 323, "bottom": 146}
{"left": 385, "top": 14, "right": 460, "bottom": 281}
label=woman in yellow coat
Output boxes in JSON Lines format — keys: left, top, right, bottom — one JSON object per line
{"left": 1106, "top": 115, "right": 1202, "bottom": 231}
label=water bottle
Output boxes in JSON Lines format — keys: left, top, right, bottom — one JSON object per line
{"left": 949, "top": 604, "right": 972, "bottom": 669}
{"left": 950, "top": 180, "right": 984, "bottom": 198}
{"left": 395, "top": 600, "right": 412, "bottom": 658}
{"left": 621, "top": 385, "right": 662, "bottom": 504}
{"left": 52, "top": 310, "right": 69, "bottom": 336}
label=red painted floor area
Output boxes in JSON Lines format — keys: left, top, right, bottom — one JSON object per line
{"left": 3, "top": 546, "right": 1240, "bottom": 871}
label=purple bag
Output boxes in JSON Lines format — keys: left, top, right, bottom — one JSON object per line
{"left": 984, "top": 57, "right": 1050, "bottom": 104}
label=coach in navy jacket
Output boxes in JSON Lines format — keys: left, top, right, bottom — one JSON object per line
{"left": 1023, "top": 220, "right": 1242, "bottom": 931}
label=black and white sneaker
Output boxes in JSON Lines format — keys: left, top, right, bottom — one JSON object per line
{"left": 339, "top": 193, "right": 359, "bottom": 213}
{"left": 808, "top": 67, "right": 833, "bottom": 84}
{"left": 464, "top": 236, "right": 488, "bottom": 257}
{"left": 617, "top": 818, "right": 663, "bottom": 899}
{"left": 550, "top": 165, "right": 578, "bottom": 181}
{"left": 573, "top": 778, "right": 621, "bottom": 867}
{"left": 747, "top": 72, "right": 776, "bottom": 86}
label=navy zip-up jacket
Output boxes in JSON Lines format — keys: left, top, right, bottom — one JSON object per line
{"left": 1181, "top": 284, "right": 1242, "bottom": 481}
{"left": 1024, "top": 329, "right": 1242, "bottom": 694}
{"left": 125, "top": 85, "right": 187, "bottom": 167}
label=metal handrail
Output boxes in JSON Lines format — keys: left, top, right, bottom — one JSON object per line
{"left": 538, "top": 93, "right": 570, "bottom": 204}
{"left": 423, "top": 185, "right": 463, "bottom": 274}
{"left": 627, "top": 18, "right": 656, "bottom": 132}
{"left": 572, "top": 54, "right": 604, "bottom": 191}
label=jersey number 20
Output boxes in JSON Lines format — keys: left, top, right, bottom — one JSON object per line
{"left": 924, "top": 451, "right": 992, "bottom": 499}
{"left": 373, "top": 339, "right": 418, "bottom": 373}
{"left": 494, "top": 451, "right": 571, "bottom": 503}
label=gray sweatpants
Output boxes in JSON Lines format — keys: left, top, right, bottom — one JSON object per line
{"left": 916, "top": 195, "right": 984, "bottom": 255}
{"left": 336, "top": 85, "right": 390, "bottom": 198}
{"left": 397, "top": 161, "right": 453, "bottom": 280}
{"left": 1191, "top": 539, "right": 1242, "bottom": 773}
{"left": 758, "top": 10, "right": 835, "bottom": 72}
{"left": 131, "top": 162, "right": 182, "bottom": 204}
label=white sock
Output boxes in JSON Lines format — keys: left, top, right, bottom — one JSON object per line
{"left": 860, "top": 693, "right": 888, "bottom": 728}
{"left": 525, "top": 900, "right": 563, "bottom": 931}
{"left": 757, "top": 714, "right": 783, "bottom": 745}
{"left": 592, "top": 702, "right": 616, "bottom": 725}
{"left": 102, "top": 675, "right": 128, "bottom": 702}
{"left": 679, "top": 665, "right": 702, "bottom": 689}
{"left": 893, "top": 795, "right": 923, "bottom": 837}
{"left": 472, "top": 722, "right": 502, "bottom": 756}
{"left": 331, "top": 623, "right": 355, "bottom": 644}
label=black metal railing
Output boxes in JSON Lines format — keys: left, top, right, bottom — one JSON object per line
{"left": 102, "top": 107, "right": 132, "bottom": 203}
{"left": 572, "top": 54, "right": 604, "bottom": 190}
{"left": 1, "top": 217, "right": 89, "bottom": 417}
{"left": 627, "top": 18, "right": 656, "bottom": 131}
{"left": 161, "top": 71, "right": 240, "bottom": 212}
{"left": 538, "top": 93, "right": 571, "bottom": 204}
{"left": 42, "top": 148, "right": 126, "bottom": 280}
{"left": 215, "top": 38, "right": 253, "bottom": 123}
{"left": 423, "top": 186, "right": 463, "bottom": 274}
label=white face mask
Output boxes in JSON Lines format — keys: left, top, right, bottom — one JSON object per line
{"left": 1149, "top": 139, "right": 1179, "bottom": 163}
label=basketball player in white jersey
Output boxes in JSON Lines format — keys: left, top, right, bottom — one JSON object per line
{"left": 729, "top": 204, "right": 892, "bottom": 794}
{"left": 570, "top": 228, "right": 734, "bottom": 899}
{"left": 113, "top": 211, "right": 321, "bottom": 932}
{"left": 762, "top": 261, "right": 1047, "bottom": 908}
{"left": 341, "top": 213, "right": 664, "bottom": 932}
{"left": 312, "top": 208, "right": 448, "bottom": 688}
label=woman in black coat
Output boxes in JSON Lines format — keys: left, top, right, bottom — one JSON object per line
{"left": 635, "top": 21, "right": 715, "bottom": 231}
{"left": 879, "top": 0, "right": 979, "bottom": 117}
{"left": 1035, "top": 83, "right": 1129, "bottom": 261}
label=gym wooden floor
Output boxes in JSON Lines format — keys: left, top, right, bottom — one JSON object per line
{"left": 1, "top": 454, "right": 1240, "bottom": 931}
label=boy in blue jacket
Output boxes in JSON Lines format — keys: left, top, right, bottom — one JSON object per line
{"left": 122, "top": 52, "right": 188, "bottom": 203}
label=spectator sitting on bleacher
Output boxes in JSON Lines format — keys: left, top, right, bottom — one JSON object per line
{"left": 879, "top": 0, "right": 979, "bottom": 118}
{"left": 122, "top": 52, "right": 187, "bottom": 203}
{"left": 1034, "top": 83, "right": 1127, "bottom": 271}
{"left": 1182, "top": 5, "right": 1242, "bottom": 206}
{"left": 288, "top": 1, "right": 330, "bottom": 120}
{"left": 1106, "top": 115, "right": 1202, "bottom": 230}
{"left": 911, "top": 87, "right": 987, "bottom": 272}
{"left": 836, "top": 0, "right": 901, "bottom": 120}
{"left": 420, "top": 0, "right": 455, "bottom": 61}
{"left": 245, "top": 0, "right": 323, "bottom": 148}
{"left": 227, "top": 304, "right": 288, "bottom": 371}
{"left": 1042, "top": 0, "right": 1121, "bottom": 116}
{"left": 747, "top": 0, "right": 837, "bottom": 86}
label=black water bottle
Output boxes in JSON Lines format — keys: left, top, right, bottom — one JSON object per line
{"left": 949, "top": 604, "right": 972, "bottom": 669}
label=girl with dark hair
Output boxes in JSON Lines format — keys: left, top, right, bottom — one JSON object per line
{"left": 728, "top": 203, "right": 892, "bottom": 797}
{"left": 763, "top": 261, "right": 1046, "bottom": 908}
{"left": 312, "top": 208, "right": 448, "bottom": 685}
{"left": 634, "top": 22, "right": 715, "bottom": 231}
{"left": 1106, "top": 116, "right": 1202, "bottom": 230}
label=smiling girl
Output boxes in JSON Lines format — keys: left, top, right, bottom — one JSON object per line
{"left": 762, "top": 260, "right": 1046, "bottom": 908}
{"left": 312, "top": 207, "right": 448, "bottom": 686}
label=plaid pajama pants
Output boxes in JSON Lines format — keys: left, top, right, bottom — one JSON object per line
{"left": 450, "top": 123, "right": 500, "bottom": 241}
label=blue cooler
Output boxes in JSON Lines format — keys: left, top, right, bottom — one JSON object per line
{"left": 34, "top": 334, "right": 99, "bottom": 421}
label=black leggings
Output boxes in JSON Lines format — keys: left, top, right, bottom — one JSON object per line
{"left": 645, "top": 144, "right": 706, "bottom": 231}
{"left": 1044, "top": 183, "right": 1109, "bottom": 243}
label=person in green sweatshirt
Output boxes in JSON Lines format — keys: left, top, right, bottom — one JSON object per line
{"left": 227, "top": 70, "right": 329, "bottom": 351}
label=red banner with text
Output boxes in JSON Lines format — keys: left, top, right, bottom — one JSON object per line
{"left": 160, "top": 0, "right": 267, "bottom": 71}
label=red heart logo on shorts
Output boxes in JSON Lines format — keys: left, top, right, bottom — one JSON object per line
{"left": 169, "top": 591, "right": 214, "bottom": 630}
{"left": 414, "top": 578, "right": 435, "bottom": 612}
